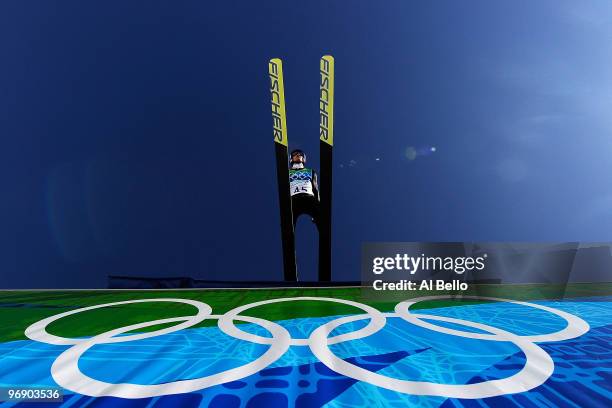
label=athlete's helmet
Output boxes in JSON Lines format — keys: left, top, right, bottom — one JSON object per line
{"left": 289, "top": 149, "right": 306, "bottom": 164}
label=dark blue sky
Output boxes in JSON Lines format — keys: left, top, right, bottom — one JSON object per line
{"left": 2, "top": 1, "right": 612, "bottom": 288}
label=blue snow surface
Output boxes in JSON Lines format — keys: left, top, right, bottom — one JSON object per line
{"left": 0, "top": 297, "right": 610, "bottom": 407}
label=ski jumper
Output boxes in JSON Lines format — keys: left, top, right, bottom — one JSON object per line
{"left": 289, "top": 163, "right": 320, "bottom": 228}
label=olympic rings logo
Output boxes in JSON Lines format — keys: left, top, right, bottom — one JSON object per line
{"left": 24, "top": 296, "right": 590, "bottom": 399}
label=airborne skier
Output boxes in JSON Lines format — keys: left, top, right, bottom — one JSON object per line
{"left": 289, "top": 149, "right": 320, "bottom": 228}
{"left": 269, "top": 56, "right": 334, "bottom": 282}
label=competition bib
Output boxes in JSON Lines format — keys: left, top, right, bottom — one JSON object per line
{"left": 289, "top": 168, "right": 314, "bottom": 196}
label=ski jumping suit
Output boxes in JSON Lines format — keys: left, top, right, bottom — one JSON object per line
{"left": 289, "top": 163, "right": 320, "bottom": 228}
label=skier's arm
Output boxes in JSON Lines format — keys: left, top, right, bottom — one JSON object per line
{"left": 313, "top": 170, "right": 320, "bottom": 202}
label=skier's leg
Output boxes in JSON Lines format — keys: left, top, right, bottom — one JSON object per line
{"left": 309, "top": 198, "right": 320, "bottom": 230}
{"left": 291, "top": 196, "right": 306, "bottom": 228}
